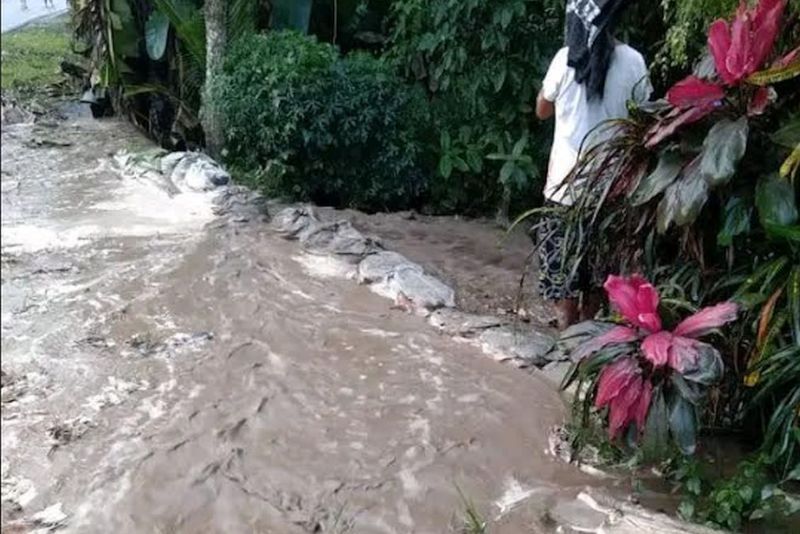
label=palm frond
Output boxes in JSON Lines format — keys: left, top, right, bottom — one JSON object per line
{"left": 152, "top": 0, "right": 206, "bottom": 66}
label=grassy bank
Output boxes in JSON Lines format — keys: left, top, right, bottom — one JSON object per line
{"left": 1, "top": 17, "right": 76, "bottom": 93}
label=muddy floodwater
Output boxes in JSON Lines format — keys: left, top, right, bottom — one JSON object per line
{"left": 2, "top": 114, "right": 695, "bottom": 533}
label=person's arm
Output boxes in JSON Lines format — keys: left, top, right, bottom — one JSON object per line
{"left": 536, "top": 92, "right": 555, "bottom": 120}
{"left": 536, "top": 48, "right": 565, "bottom": 121}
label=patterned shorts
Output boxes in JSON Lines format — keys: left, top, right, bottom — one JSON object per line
{"left": 533, "top": 204, "right": 596, "bottom": 301}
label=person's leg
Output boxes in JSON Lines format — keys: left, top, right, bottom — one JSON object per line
{"left": 556, "top": 298, "right": 580, "bottom": 329}
{"left": 578, "top": 241, "right": 609, "bottom": 321}
{"left": 536, "top": 207, "right": 581, "bottom": 330}
{"left": 579, "top": 289, "right": 603, "bottom": 321}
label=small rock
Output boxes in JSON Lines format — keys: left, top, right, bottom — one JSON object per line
{"left": 167, "top": 152, "right": 230, "bottom": 192}
{"left": 378, "top": 267, "right": 455, "bottom": 311}
{"left": 537, "top": 360, "right": 573, "bottom": 388}
{"left": 213, "top": 185, "right": 268, "bottom": 222}
{"left": 272, "top": 206, "right": 320, "bottom": 238}
{"left": 478, "top": 326, "right": 555, "bottom": 367}
{"left": 299, "top": 220, "right": 382, "bottom": 263}
{"left": 48, "top": 416, "right": 94, "bottom": 451}
{"left": 31, "top": 503, "right": 67, "bottom": 528}
{"left": 547, "top": 496, "right": 609, "bottom": 532}
{"left": 427, "top": 309, "right": 507, "bottom": 337}
{"left": 357, "top": 251, "right": 422, "bottom": 284}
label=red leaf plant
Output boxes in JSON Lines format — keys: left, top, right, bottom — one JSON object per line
{"left": 646, "top": 0, "right": 791, "bottom": 147}
{"left": 572, "top": 275, "right": 738, "bottom": 440}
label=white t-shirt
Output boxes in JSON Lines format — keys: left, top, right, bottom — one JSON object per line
{"left": 541, "top": 44, "right": 652, "bottom": 205}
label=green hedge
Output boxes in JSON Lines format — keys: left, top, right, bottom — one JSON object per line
{"left": 216, "top": 31, "right": 429, "bottom": 211}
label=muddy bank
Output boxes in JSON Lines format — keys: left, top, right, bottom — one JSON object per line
{"left": 316, "top": 207, "right": 552, "bottom": 331}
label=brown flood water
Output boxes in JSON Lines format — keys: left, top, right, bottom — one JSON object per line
{"left": 2, "top": 115, "right": 687, "bottom": 533}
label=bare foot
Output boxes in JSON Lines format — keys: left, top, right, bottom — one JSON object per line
{"left": 555, "top": 298, "right": 579, "bottom": 330}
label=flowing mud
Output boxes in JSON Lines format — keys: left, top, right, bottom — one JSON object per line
{"left": 2, "top": 115, "right": 702, "bottom": 533}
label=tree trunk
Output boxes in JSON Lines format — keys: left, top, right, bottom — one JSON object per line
{"left": 202, "top": 0, "right": 227, "bottom": 159}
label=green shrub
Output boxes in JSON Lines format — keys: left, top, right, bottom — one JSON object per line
{"left": 670, "top": 454, "right": 800, "bottom": 531}
{"left": 217, "top": 31, "right": 429, "bottom": 211}
{"left": 388, "top": 0, "right": 563, "bottom": 217}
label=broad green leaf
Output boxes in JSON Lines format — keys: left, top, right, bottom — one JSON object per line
{"left": 772, "top": 116, "right": 800, "bottom": 148}
{"left": 465, "top": 151, "right": 482, "bottom": 173}
{"left": 701, "top": 117, "right": 748, "bottom": 187}
{"left": 756, "top": 175, "right": 799, "bottom": 228}
{"left": 657, "top": 157, "right": 709, "bottom": 233}
{"left": 110, "top": 0, "right": 139, "bottom": 58}
{"left": 670, "top": 374, "right": 705, "bottom": 404}
{"left": 632, "top": 149, "right": 683, "bottom": 206}
{"left": 152, "top": 0, "right": 205, "bottom": 65}
{"left": 739, "top": 486, "right": 753, "bottom": 503}
{"left": 440, "top": 130, "right": 451, "bottom": 150}
{"left": 717, "top": 197, "right": 751, "bottom": 247}
{"left": 108, "top": 12, "right": 123, "bottom": 31}
{"left": 668, "top": 393, "right": 697, "bottom": 455}
{"left": 641, "top": 386, "right": 669, "bottom": 460}
{"left": 764, "top": 223, "right": 800, "bottom": 242}
{"left": 500, "top": 8, "right": 513, "bottom": 29}
{"left": 499, "top": 161, "right": 515, "bottom": 184}
{"left": 511, "top": 136, "right": 527, "bottom": 158}
{"left": 678, "top": 500, "right": 695, "bottom": 520}
{"left": 681, "top": 342, "right": 724, "bottom": 385}
{"left": 452, "top": 156, "right": 469, "bottom": 172}
{"left": 438, "top": 155, "right": 453, "bottom": 179}
{"left": 145, "top": 10, "right": 170, "bottom": 61}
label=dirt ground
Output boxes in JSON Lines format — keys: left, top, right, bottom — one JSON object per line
{"left": 318, "top": 208, "right": 555, "bottom": 333}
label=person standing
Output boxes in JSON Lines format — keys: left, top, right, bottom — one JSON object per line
{"left": 534, "top": 0, "right": 652, "bottom": 330}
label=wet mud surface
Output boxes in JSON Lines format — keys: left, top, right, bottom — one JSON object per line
{"left": 316, "top": 208, "right": 552, "bottom": 331}
{"left": 2, "top": 115, "right": 691, "bottom": 533}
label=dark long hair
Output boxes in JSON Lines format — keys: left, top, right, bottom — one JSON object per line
{"left": 567, "top": 0, "right": 628, "bottom": 101}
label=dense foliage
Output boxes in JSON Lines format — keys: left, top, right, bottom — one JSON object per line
{"left": 670, "top": 453, "right": 799, "bottom": 530}
{"left": 388, "top": 0, "right": 563, "bottom": 216}
{"left": 216, "top": 31, "right": 428, "bottom": 210}
{"left": 539, "top": 0, "right": 799, "bottom": 528}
